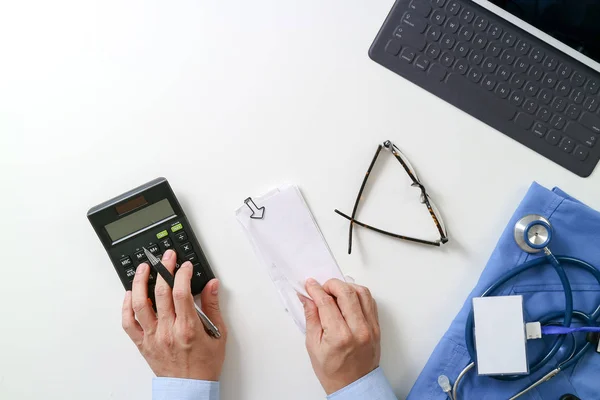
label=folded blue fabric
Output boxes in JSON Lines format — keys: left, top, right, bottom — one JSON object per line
{"left": 407, "top": 182, "right": 600, "bottom": 400}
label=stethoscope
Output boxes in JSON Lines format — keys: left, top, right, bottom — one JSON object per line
{"left": 438, "top": 215, "right": 600, "bottom": 400}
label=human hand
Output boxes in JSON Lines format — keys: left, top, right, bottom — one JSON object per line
{"left": 299, "top": 278, "right": 381, "bottom": 395}
{"left": 121, "top": 249, "right": 227, "bottom": 381}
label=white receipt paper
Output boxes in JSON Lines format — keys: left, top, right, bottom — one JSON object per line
{"left": 235, "top": 184, "right": 344, "bottom": 333}
{"left": 472, "top": 295, "right": 528, "bottom": 376}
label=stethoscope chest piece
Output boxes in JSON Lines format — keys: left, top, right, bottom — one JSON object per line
{"left": 514, "top": 214, "right": 553, "bottom": 253}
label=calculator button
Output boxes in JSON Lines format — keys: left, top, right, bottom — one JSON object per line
{"left": 125, "top": 268, "right": 136, "bottom": 280}
{"left": 134, "top": 250, "right": 146, "bottom": 261}
{"left": 120, "top": 256, "right": 133, "bottom": 268}
{"left": 186, "top": 252, "right": 199, "bottom": 265}
{"left": 171, "top": 223, "right": 184, "bottom": 233}
{"left": 147, "top": 244, "right": 160, "bottom": 254}
{"left": 161, "top": 238, "right": 173, "bottom": 250}
{"left": 156, "top": 230, "right": 169, "bottom": 240}
{"left": 180, "top": 242, "right": 194, "bottom": 255}
{"left": 175, "top": 231, "right": 188, "bottom": 242}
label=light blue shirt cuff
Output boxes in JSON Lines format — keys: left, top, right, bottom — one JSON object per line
{"left": 327, "top": 367, "right": 397, "bottom": 400}
{"left": 152, "top": 377, "right": 219, "bottom": 400}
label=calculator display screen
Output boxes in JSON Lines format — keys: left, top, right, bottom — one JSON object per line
{"left": 105, "top": 199, "right": 175, "bottom": 241}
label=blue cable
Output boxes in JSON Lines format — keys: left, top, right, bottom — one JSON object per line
{"left": 463, "top": 255, "right": 600, "bottom": 382}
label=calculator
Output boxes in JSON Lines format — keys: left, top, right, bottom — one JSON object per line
{"left": 87, "top": 177, "right": 215, "bottom": 298}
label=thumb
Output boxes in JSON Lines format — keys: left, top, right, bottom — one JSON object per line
{"left": 298, "top": 293, "right": 322, "bottom": 340}
{"left": 200, "top": 279, "right": 226, "bottom": 334}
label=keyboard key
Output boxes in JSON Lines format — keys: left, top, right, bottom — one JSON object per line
{"left": 431, "top": 9, "right": 446, "bottom": 25}
{"left": 427, "top": 25, "right": 443, "bottom": 41}
{"left": 565, "top": 122, "right": 596, "bottom": 147}
{"left": 581, "top": 112, "right": 600, "bottom": 134}
{"left": 488, "top": 24, "right": 502, "bottom": 39}
{"left": 510, "top": 74, "right": 526, "bottom": 89}
{"left": 585, "top": 79, "right": 599, "bottom": 95}
{"left": 433, "top": 0, "right": 447, "bottom": 7}
{"left": 509, "top": 91, "right": 525, "bottom": 106}
{"left": 428, "top": 63, "right": 447, "bottom": 81}
{"left": 500, "top": 49, "right": 516, "bottom": 65}
{"left": 551, "top": 115, "right": 566, "bottom": 130}
{"left": 426, "top": 43, "right": 441, "bottom": 59}
{"left": 473, "top": 34, "right": 487, "bottom": 49}
{"left": 497, "top": 65, "right": 510, "bottom": 81}
{"left": 543, "top": 56, "right": 558, "bottom": 71}
{"left": 400, "top": 47, "right": 416, "bottom": 63}
{"left": 486, "top": 42, "right": 502, "bottom": 57}
{"left": 454, "top": 58, "right": 468, "bottom": 75}
{"left": 529, "top": 65, "right": 543, "bottom": 81}
{"left": 482, "top": 76, "right": 496, "bottom": 91}
{"left": 566, "top": 104, "right": 581, "bottom": 120}
{"left": 571, "top": 72, "right": 585, "bottom": 87}
{"left": 454, "top": 42, "right": 469, "bottom": 57}
{"left": 524, "top": 82, "right": 539, "bottom": 96}
{"left": 459, "top": 26, "right": 474, "bottom": 41}
{"left": 560, "top": 137, "right": 576, "bottom": 153}
{"left": 584, "top": 97, "right": 599, "bottom": 113}
{"left": 409, "top": 0, "right": 432, "bottom": 17}
{"left": 545, "top": 130, "right": 561, "bottom": 145}
{"left": 440, "top": 34, "right": 455, "bottom": 49}
{"left": 541, "top": 73, "right": 558, "bottom": 88}
{"left": 514, "top": 58, "right": 529, "bottom": 73}
{"left": 483, "top": 58, "right": 497, "bottom": 73}
{"left": 440, "top": 52, "right": 455, "bottom": 67}
{"left": 557, "top": 64, "right": 572, "bottom": 79}
{"left": 469, "top": 50, "right": 483, "bottom": 65}
{"left": 495, "top": 83, "right": 510, "bottom": 99}
{"left": 574, "top": 145, "right": 589, "bottom": 161}
{"left": 474, "top": 16, "right": 488, "bottom": 31}
{"left": 446, "top": 1, "right": 461, "bottom": 15}
{"left": 502, "top": 32, "right": 516, "bottom": 47}
{"left": 530, "top": 48, "right": 544, "bottom": 63}
{"left": 571, "top": 90, "right": 585, "bottom": 105}
{"left": 395, "top": 27, "right": 426, "bottom": 51}
{"left": 532, "top": 122, "right": 547, "bottom": 137}
{"left": 444, "top": 17, "right": 460, "bottom": 33}
{"left": 515, "top": 112, "right": 533, "bottom": 129}
{"left": 402, "top": 12, "right": 428, "bottom": 33}
{"left": 523, "top": 99, "right": 537, "bottom": 114}
{"left": 538, "top": 89, "right": 552, "bottom": 105}
{"left": 447, "top": 73, "right": 516, "bottom": 119}
{"left": 467, "top": 68, "right": 482, "bottom": 83}
{"left": 556, "top": 81, "right": 571, "bottom": 97}
{"left": 537, "top": 107, "right": 551, "bottom": 122}
{"left": 385, "top": 39, "right": 402, "bottom": 56}
{"left": 460, "top": 8, "right": 474, "bottom": 23}
{"left": 515, "top": 40, "right": 530, "bottom": 55}
{"left": 551, "top": 97, "right": 567, "bottom": 112}
{"left": 415, "top": 56, "right": 431, "bottom": 71}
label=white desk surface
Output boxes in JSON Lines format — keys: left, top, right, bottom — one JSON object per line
{"left": 2, "top": 1, "right": 600, "bottom": 399}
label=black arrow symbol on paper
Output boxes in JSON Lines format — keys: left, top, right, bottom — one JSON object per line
{"left": 244, "top": 197, "right": 265, "bottom": 219}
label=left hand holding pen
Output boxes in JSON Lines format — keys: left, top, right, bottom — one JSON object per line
{"left": 121, "top": 249, "right": 228, "bottom": 381}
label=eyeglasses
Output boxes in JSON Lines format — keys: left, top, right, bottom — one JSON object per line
{"left": 335, "top": 140, "right": 448, "bottom": 254}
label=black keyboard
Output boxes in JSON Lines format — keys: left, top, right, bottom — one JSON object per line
{"left": 369, "top": 0, "right": 600, "bottom": 177}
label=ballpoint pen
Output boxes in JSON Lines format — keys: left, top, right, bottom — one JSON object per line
{"left": 142, "top": 247, "right": 221, "bottom": 338}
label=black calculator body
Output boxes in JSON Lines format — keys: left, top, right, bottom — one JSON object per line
{"left": 87, "top": 177, "right": 214, "bottom": 297}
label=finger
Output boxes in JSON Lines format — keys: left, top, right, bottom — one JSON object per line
{"left": 131, "top": 263, "right": 157, "bottom": 333}
{"left": 298, "top": 293, "right": 322, "bottom": 342}
{"left": 323, "top": 279, "right": 368, "bottom": 334}
{"left": 305, "top": 278, "right": 347, "bottom": 334}
{"left": 173, "top": 261, "right": 197, "bottom": 319}
{"left": 350, "top": 284, "right": 380, "bottom": 336}
{"left": 200, "top": 279, "right": 227, "bottom": 337}
{"left": 121, "top": 291, "right": 143, "bottom": 346}
{"left": 154, "top": 249, "right": 177, "bottom": 324}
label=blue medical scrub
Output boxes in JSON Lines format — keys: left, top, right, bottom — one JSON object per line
{"left": 408, "top": 182, "right": 600, "bottom": 399}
